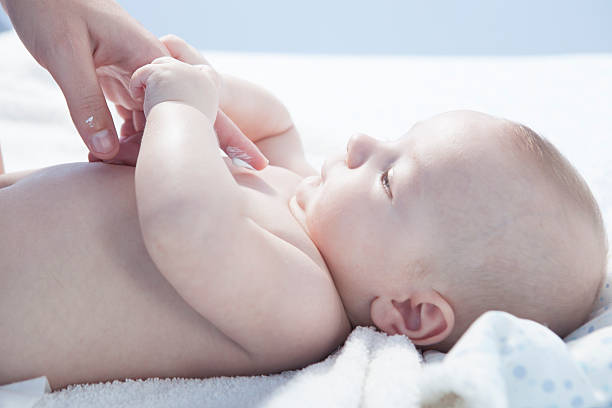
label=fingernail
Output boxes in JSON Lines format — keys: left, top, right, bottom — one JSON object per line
{"left": 91, "top": 129, "right": 114, "bottom": 154}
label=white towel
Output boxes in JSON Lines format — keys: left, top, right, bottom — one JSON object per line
{"left": 11, "top": 304, "right": 612, "bottom": 407}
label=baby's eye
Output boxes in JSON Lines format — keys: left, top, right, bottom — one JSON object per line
{"left": 381, "top": 168, "right": 393, "bottom": 198}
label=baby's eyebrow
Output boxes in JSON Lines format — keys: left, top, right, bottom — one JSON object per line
{"left": 388, "top": 158, "right": 402, "bottom": 207}
{"left": 392, "top": 147, "right": 421, "bottom": 208}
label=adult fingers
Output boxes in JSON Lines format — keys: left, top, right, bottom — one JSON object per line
{"left": 50, "top": 43, "right": 119, "bottom": 160}
{"left": 88, "top": 152, "right": 101, "bottom": 163}
{"left": 160, "top": 34, "right": 210, "bottom": 66}
{"left": 122, "top": 131, "right": 144, "bottom": 145}
{"left": 107, "top": 138, "right": 141, "bottom": 166}
{"left": 100, "top": 75, "right": 141, "bottom": 111}
{"left": 115, "top": 105, "right": 145, "bottom": 133}
{"left": 89, "top": 135, "right": 142, "bottom": 166}
{"left": 215, "top": 110, "right": 268, "bottom": 170}
{"left": 120, "top": 117, "right": 136, "bottom": 138}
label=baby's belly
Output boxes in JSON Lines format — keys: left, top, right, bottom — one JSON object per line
{"left": 0, "top": 163, "right": 254, "bottom": 389}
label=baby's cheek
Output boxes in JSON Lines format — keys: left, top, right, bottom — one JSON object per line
{"left": 309, "top": 188, "right": 366, "bottom": 251}
{"left": 307, "top": 188, "right": 344, "bottom": 243}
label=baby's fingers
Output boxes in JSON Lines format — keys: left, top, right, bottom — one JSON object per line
{"left": 129, "top": 64, "right": 155, "bottom": 104}
{"left": 215, "top": 110, "right": 268, "bottom": 170}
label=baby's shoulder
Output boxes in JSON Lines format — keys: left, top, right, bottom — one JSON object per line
{"left": 246, "top": 248, "right": 352, "bottom": 372}
{"left": 167, "top": 157, "right": 350, "bottom": 369}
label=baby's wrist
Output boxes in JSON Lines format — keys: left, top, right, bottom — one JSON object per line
{"left": 146, "top": 99, "right": 217, "bottom": 123}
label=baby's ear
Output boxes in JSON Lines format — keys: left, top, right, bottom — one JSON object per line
{"left": 370, "top": 290, "right": 455, "bottom": 346}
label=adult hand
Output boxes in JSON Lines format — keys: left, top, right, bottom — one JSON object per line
{"left": 0, "top": 0, "right": 168, "bottom": 160}
{"left": 86, "top": 104, "right": 143, "bottom": 167}
{"left": 91, "top": 35, "right": 270, "bottom": 170}
{"left": 93, "top": 104, "right": 269, "bottom": 170}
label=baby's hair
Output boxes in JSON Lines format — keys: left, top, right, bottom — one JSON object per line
{"left": 430, "top": 119, "right": 609, "bottom": 352}
{"left": 508, "top": 122, "right": 609, "bottom": 311}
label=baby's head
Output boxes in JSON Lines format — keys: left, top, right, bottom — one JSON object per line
{"left": 295, "top": 110, "right": 608, "bottom": 352}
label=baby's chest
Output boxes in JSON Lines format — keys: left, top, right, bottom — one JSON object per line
{"left": 224, "top": 157, "right": 327, "bottom": 272}
{"left": 226, "top": 157, "right": 302, "bottom": 233}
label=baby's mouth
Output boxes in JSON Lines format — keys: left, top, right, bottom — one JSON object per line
{"left": 295, "top": 176, "right": 321, "bottom": 209}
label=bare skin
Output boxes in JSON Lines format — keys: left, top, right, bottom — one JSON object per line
{"left": 0, "top": 36, "right": 351, "bottom": 390}
{"left": 0, "top": 0, "right": 265, "bottom": 168}
{"left": 0, "top": 157, "right": 350, "bottom": 390}
{"left": 4, "top": 35, "right": 601, "bottom": 391}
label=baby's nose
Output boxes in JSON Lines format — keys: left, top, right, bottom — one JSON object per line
{"left": 346, "top": 132, "right": 377, "bottom": 168}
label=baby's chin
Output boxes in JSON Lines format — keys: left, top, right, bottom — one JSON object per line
{"left": 294, "top": 174, "right": 322, "bottom": 210}
{"left": 288, "top": 173, "right": 326, "bottom": 245}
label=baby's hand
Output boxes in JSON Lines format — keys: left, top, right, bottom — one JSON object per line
{"left": 129, "top": 56, "right": 221, "bottom": 120}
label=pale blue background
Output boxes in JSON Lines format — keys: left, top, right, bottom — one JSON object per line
{"left": 1, "top": 0, "right": 611, "bottom": 54}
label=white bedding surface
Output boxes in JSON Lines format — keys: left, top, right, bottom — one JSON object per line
{"left": 1, "top": 30, "right": 611, "bottom": 407}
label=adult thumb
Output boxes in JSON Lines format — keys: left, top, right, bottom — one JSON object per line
{"left": 50, "top": 52, "right": 119, "bottom": 160}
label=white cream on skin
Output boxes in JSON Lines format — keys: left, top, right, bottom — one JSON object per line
{"left": 227, "top": 146, "right": 255, "bottom": 170}
{"left": 231, "top": 157, "right": 255, "bottom": 170}
{"left": 226, "top": 146, "right": 252, "bottom": 161}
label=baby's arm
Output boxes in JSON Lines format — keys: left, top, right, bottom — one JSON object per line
{"left": 131, "top": 57, "right": 339, "bottom": 365}
{"left": 220, "top": 75, "right": 317, "bottom": 177}
{"left": 219, "top": 74, "right": 293, "bottom": 144}
{"left": 161, "top": 35, "right": 317, "bottom": 177}
{"left": 131, "top": 57, "right": 241, "bottom": 230}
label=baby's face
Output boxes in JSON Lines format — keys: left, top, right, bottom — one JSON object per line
{"left": 294, "top": 110, "right": 513, "bottom": 328}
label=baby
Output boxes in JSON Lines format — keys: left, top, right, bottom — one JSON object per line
{"left": 0, "top": 35, "right": 607, "bottom": 390}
